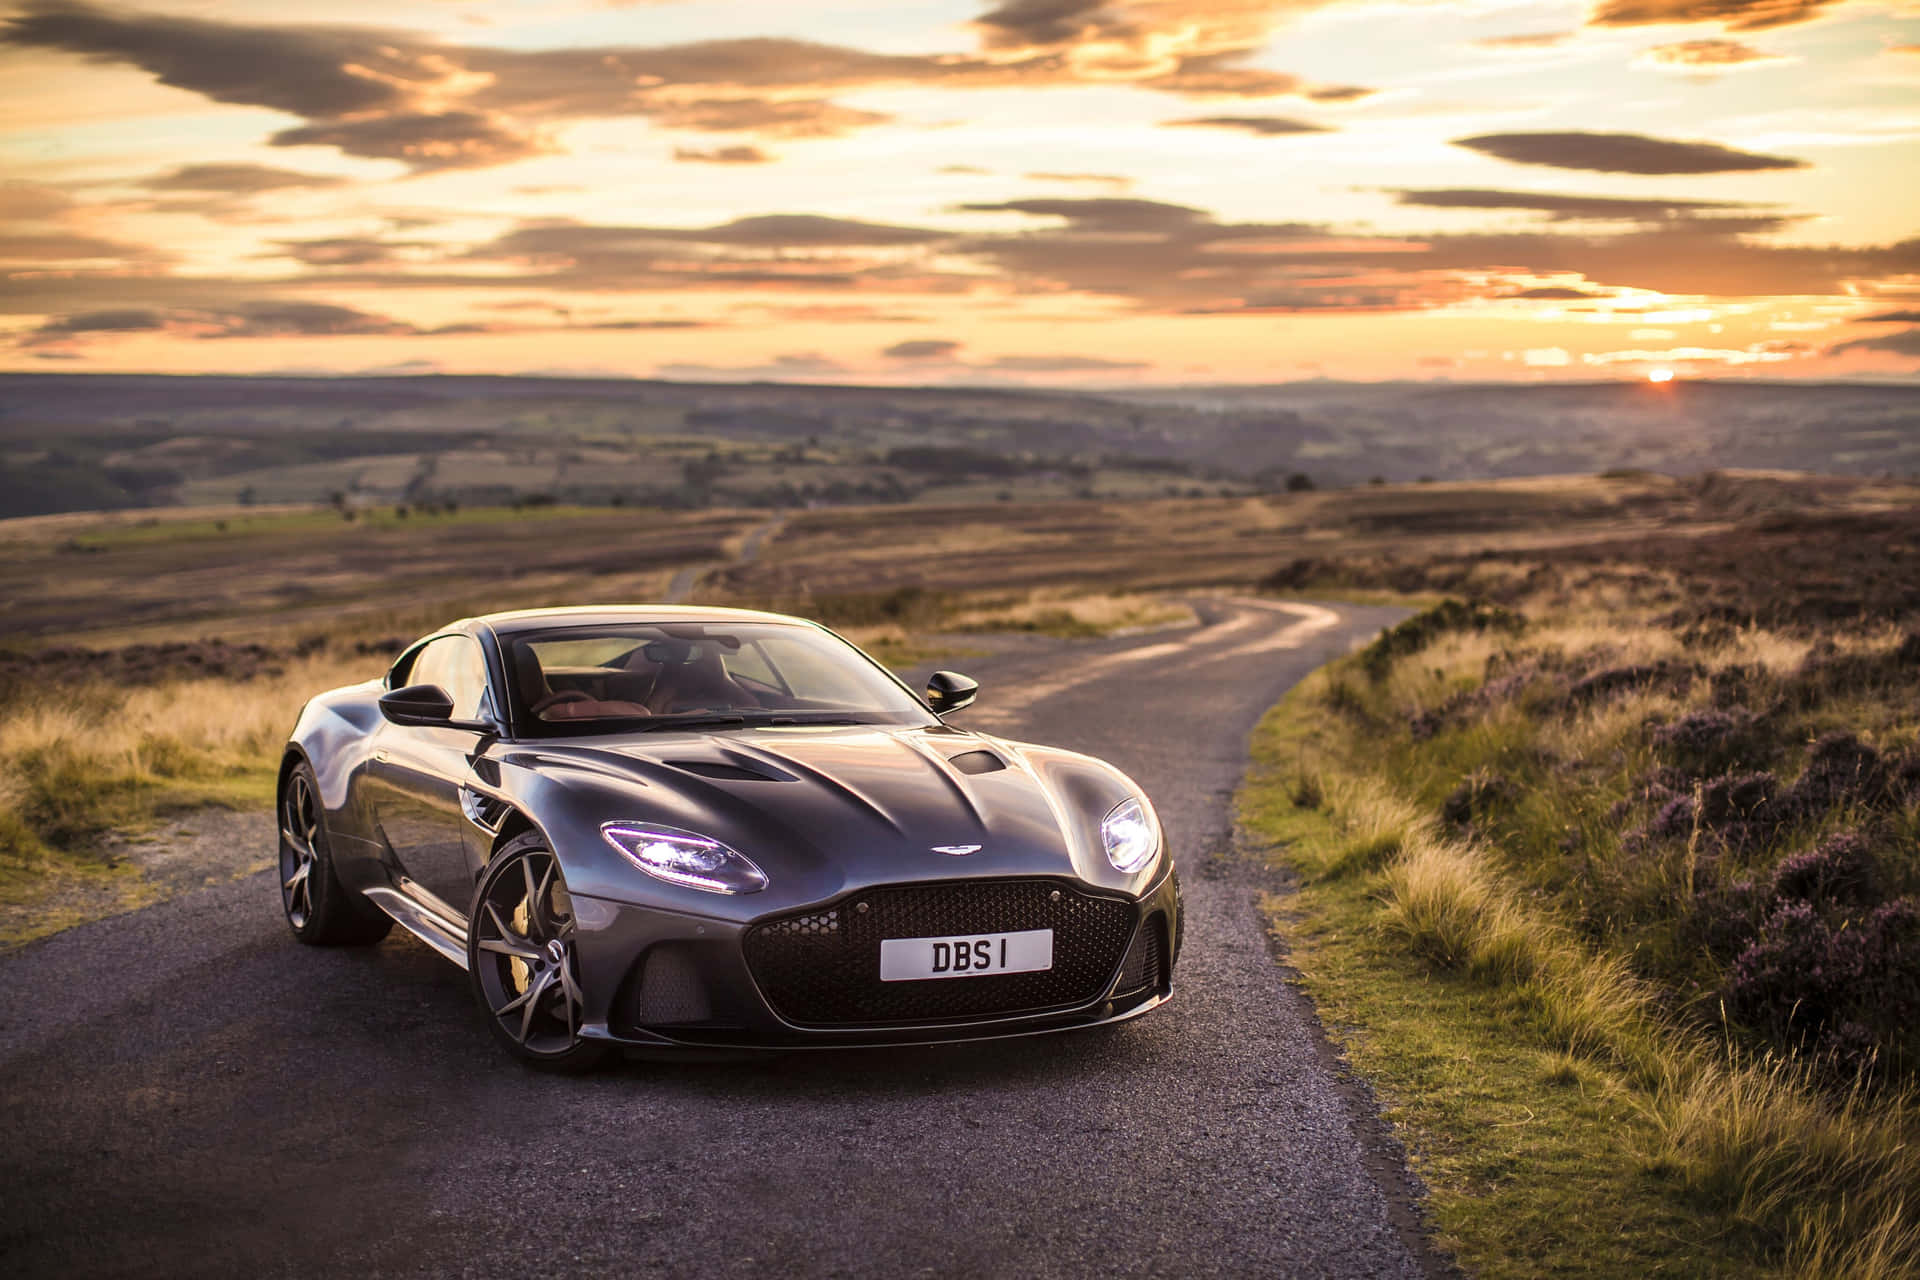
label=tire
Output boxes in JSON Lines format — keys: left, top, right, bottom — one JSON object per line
{"left": 467, "top": 832, "right": 610, "bottom": 1073}
{"left": 279, "top": 760, "right": 392, "bottom": 946}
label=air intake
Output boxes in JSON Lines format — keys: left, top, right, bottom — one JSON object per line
{"left": 666, "top": 760, "right": 779, "bottom": 782}
{"left": 945, "top": 750, "right": 1006, "bottom": 776}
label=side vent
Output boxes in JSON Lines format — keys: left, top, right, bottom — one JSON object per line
{"left": 946, "top": 750, "right": 1006, "bottom": 776}
{"left": 459, "top": 787, "right": 512, "bottom": 833}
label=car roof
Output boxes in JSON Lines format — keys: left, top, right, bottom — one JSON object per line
{"left": 460, "top": 604, "right": 816, "bottom": 637}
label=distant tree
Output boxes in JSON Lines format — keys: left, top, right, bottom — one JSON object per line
{"left": 238, "top": 486, "right": 256, "bottom": 506}
{"left": 1286, "top": 473, "right": 1315, "bottom": 493}
{"left": 1368, "top": 476, "right": 1386, "bottom": 486}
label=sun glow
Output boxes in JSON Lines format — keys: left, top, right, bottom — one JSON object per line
{"left": 1647, "top": 368, "right": 1675, "bottom": 383}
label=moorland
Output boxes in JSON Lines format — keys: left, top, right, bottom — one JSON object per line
{"left": 3, "top": 371, "right": 1917, "bottom": 518}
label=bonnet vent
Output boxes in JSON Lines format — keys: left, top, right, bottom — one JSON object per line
{"left": 666, "top": 760, "right": 781, "bottom": 782}
{"left": 945, "top": 750, "right": 1006, "bottom": 776}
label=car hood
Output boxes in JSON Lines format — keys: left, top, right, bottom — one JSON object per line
{"left": 505, "top": 723, "right": 1147, "bottom": 907}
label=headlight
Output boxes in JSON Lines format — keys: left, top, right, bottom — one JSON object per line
{"left": 601, "top": 823, "right": 768, "bottom": 894}
{"left": 1101, "top": 796, "right": 1159, "bottom": 873}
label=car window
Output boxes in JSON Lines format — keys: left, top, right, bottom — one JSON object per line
{"left": 722, "top": 641, "right": 783, "bottom": 691}
{"left": 409, "top": 635, "right": 490, "bottom": 722}
{"left": 503, "top": 622, "right": 931, "bottom": 735}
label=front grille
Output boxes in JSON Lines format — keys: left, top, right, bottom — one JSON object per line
{"left": 744, "top": 879, "right": 1136, "bottom": 1027}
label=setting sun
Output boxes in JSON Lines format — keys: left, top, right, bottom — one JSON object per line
{"left": 1648, "top": 368, "right": 1676, "bottom": 384}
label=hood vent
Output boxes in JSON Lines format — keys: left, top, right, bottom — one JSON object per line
{"left": 666, "top": 759, "right": 783, "bottom": 783}
{"left": 945, "top": 750, "right": 1006, "bottom": 776}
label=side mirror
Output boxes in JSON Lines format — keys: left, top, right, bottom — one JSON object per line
{"left": 379, "top": 683, "right": 456, "bottom": 726}
{"left": 925, "top": 670, "right": 980, "bottom": 715}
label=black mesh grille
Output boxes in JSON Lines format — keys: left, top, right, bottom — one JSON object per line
{"left": 744, "top": 879, "right": 1136, "bottom": 1027}
{"left": 1115, "top": 913, "right": 1165, "bottom": 996}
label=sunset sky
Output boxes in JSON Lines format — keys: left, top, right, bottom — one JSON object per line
{"left": 2, "top": 0, "right": 1917, "bottom": 383}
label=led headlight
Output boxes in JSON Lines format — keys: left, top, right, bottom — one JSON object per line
{"left": 601, "top": 823, "right": 768, "bottom": 894}
{"left": 1101, "top": 796, "right": 1159, "bottom": 873}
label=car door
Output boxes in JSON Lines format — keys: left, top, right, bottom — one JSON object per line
{"left": 366, "top": 633, "right": 494, "bottom": 920}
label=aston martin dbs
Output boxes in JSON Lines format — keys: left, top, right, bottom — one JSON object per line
{"left": 277, "top": 606, "right": 1181, "bottom": 1070}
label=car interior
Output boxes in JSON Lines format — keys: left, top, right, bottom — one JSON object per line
{"left": 506, "top": 627, "right": 891, "bottom": 726}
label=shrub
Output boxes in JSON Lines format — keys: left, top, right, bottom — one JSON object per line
{"left": 1650, "top": 706, "right": 1766, "bottom": 777}
{"left": 1358, "top": 598, "right": 1524, "bottom": 681}
{"left": 1784, "top": 732, "right": 1888, "bottom": 814}
{"left": 1769, "top": 832, "right": 1879, "bottom": 909}
{"left": 1565, "top": 660, "right": 1697, "bottom": 708}
{"left": 1440, "top": 770, "right": 1519, "bottom": 830}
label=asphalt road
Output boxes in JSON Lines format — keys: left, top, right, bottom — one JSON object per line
{"left": 0, "top": 596, "right": 1436, "bottom": 1279}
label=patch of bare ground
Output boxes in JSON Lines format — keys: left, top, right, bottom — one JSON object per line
{"left": 1, "top": 809, "right": 272, "bottom": 950}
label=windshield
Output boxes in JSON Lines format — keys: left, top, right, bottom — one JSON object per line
{"left": 502, "top": 621, "right": 934, "bottom": 736}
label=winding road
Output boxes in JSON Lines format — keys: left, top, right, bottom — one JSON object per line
{"left": 0, "top": 596, "right": 1437, "bottom": 1278}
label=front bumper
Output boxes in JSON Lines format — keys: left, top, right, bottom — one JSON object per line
{"left": 568, "top": 867, "right": 1181, "bottom": 1050}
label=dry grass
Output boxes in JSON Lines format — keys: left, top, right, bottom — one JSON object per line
{"left": 941, "top": 589, "right": 1195, "bottom": 637}
{"left": 0, "top": 651, "right": 380, "bottom": 881}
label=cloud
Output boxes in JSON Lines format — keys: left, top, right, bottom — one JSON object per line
{"left": 1389, "top": 187, "right": 1766, "bottom": 223}
{"left": 1855, "top": 309, "right": 1920, "bottom": 323}
{"left": 1636, "top": 39, "right": 1786, "bottom": 72}
{"left": 35, "top": 307, "right": 165, "bottom": 333}
{"left": 1830, "top": 327, "right": 1920, "bottom": 357}
{"left": 270, "top": 236, "right": 430, "bottom": 266}
{"left": 452, "top": 214, "right": 959, "bottom": 295}
{"left": 1, "top": 1, "right": 1364, "bottom": 177}
{"left": 985, "top": 354, "right": 1148, "bottom": 371}
{"left": 201, "top": 301, "right": 414, "bottom": 338}
{"left": 1162, "top": 115, "right": 1333, "bottom": 136}
{"left": 1475, "top": 31, "right": 1575, "bottom": 49}
{"left": 0, "top": 230, "right": 162, "bottom": 265}
{"left": 0, "top": 181, "right": 76, "bottom": 221}
{"left": 956, "top": 196, "right": 1209, "bottom": 231}
{"left": 1582, "top": 343, "right": 1802, "bottom": 365}
{"left": 270, "top": 111, "right": 549, "bottom": 173}
{"left": 140, "top": 163, "right": 346, "bottom": 192}
{"left": 1024, "top": 171, "right": 1135, "bottom": 191}
{"left": 882, "top": 338, "right": 962, "bottom": 359}
{"left": 3, "top": 1, "right": 407, "bottom": 117}
{"left": 1506, "top": 286, "right": 1608, "bottom": 298}
{"left": 18, "top": 299, "right": 415, "bottom": 349}
{"left": 657, "top": 351, "right": 847, "bottom": 378}
{"left": 1590, "top": 0, "right": 1838, "bottom": 31}
{"left": 1454, "top": 130, "right": 1806, "bottom": 174}
{"left": 647, "top": 98, "right": 892, "bottom": 138}
{"left": 674, "top": 145, "right": 773, "bottom": 164}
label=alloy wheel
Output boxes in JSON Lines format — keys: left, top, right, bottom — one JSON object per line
{"left": 280, "top": 771, "right": 322, "bottom": 929}
{"left": 472, "top": 849, "right": 587, "bottom": 1055}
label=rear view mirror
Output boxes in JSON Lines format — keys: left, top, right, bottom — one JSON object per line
{"left": 379, "top": 683, "right": 456, "bottom": 726}
{"left": 925, "top": 670, "right": 980, "bottom": 715}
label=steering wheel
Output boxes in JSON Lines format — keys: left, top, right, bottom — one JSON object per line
{"left": 530, "top": 689, "right": 594, "bottom": 714}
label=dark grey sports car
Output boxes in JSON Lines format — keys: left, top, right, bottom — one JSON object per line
{"left": 278, "top": 606, "right": 1180, "bottom": 1069}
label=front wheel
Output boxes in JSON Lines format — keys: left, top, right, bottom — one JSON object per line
{"left": 467, "top": 834, "right": 610, "bottom": 1073}
{"left": 279, "top": 761, "right": 391, "bottom": 946}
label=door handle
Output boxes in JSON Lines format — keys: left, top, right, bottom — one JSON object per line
{"left": 373, "top": 749, "right": 391, "bottom": 763}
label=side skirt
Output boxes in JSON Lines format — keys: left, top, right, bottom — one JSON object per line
{"left": 362, "top": 886, "right": 470, "bottom": 969}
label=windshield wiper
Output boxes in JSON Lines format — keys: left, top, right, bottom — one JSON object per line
{"left": 629, "top": 711, "right": 875, "bottom": 732}
{"left": 630, "top": 712, "right": 751, "bottom": 732}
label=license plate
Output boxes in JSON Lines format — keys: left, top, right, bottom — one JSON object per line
{"left": 879, "top": 929, "right": 1053, "bottom": 982}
